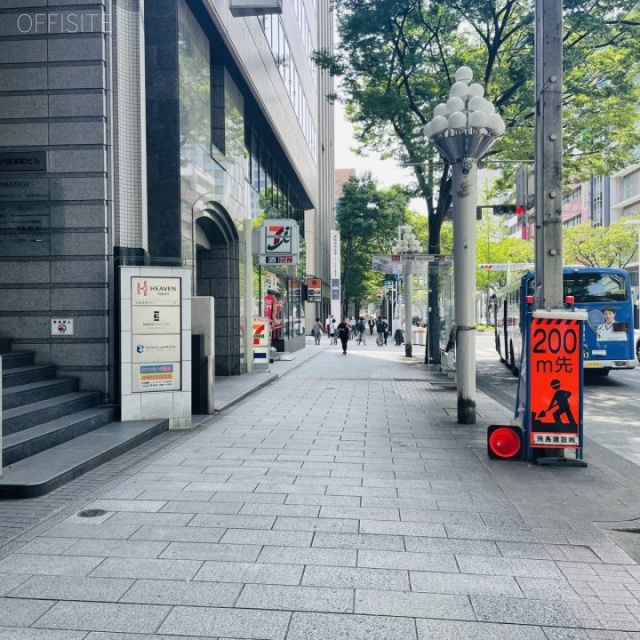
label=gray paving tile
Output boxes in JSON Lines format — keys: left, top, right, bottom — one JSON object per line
{"left": 258, "top": 546, "right": 357, "bottom": 567}
{"left": 286, "top": 611, "right": 417, "bottom": 640}
{"left": 106, "top": 512, "right": 194, "bottom": 526}
{"left": 7, "top": 575, "right": 134, "bottom": 602}
{"left": 515, "top": 577, "right": 582, "bottom": 602}
{"left": 359, "top": 519, "right": 446, "bottom": 537}
{"left": 120, "top": 578, "right": 241, "bottom": 606}
{"left": 415, "top": 619, "right": 547, "bottom": 639}
{"left": 446, "top": 524, "right": 538, "bottom": 543}
{"left": 0, "top": 629, "right": 87, "bottom": 640}
{"left": 400, "top": 509, "right": 484, "bottom": 525}
{"left": 15, "top": 537, "right": 77, "bottom": 555}
{"left": 160, "top": 542, "right": 261, "bottom": 562}
{"left": 471, "top": 595, "right": 582, "bottom": 627}
{"left": 188, "top": 513, "right": 276, "bottom": 529}
{"left": 237, "top": 583, "right": 353, "bottom": 612}
{"left": 45, "top": 522, "right": 141, "bottom": 539}
{"left": 319, "top": 506, "right": 400, "bottom": 521}
{"left": 496, "top": 541, "right": 552, "bottom": 559}
{"left": 0, "top": 597, "right": 54, "bottom": 627}
{"left": 356, "top": 588, "right": 475, "bottom": 619}
{"left": 33, "top": 601, "right": 171, "bottom": 634}
{"left": 158, "top": 606, "right": 290, "bottom": 639}
{"left": 195, "top": 560, "right": 304, "bottom": 585}
{"left": 239, "top": 503, "right": 320, "bottom": 517}
{"left": 63, "top": 539, "right": 169, "bottom": 559}
{"left": 312, "top": 532, "right": 404, "bottom": 551}
{"left": 410, "top": 570, "right": 523, "bottom": 597}
{"left": 0, "top": 553, "right": 103, "bottom": 577}
{"left": 0, "top": 573, "right": 29, "bottom": 597}
{"left": 137, "top": 490, "right": 216, "bottom": 501}
{"left": 90, "top": 557, "right": 202, "bottom": 580}
{"left": 285, "top": 494, "right": 362, "bottom": 507}
{"left": 159, "top": 500, "right": 244, "bottom": 514}
{"left": 273, "top": 516, "right": 359, "bottom": 533}
{"left": 88, "top": 500, "right": 167, "bottom": 513}
{"left": 219, "top": 529, "right": 313, "bottom": 547}
{"left": 361, "top": 496, "right": 439, "bottom": 509}
{"left": 130, "top": 525, "right": 225, "bottom": 543}
{"left": 358, "top": 549, "right": 458, "bottom": 572}
{"left": 405, "top": 536, "right": 501, "bottom": 556}
{"left": 457, "top": 555, "right": 564, "bottom": 579}
{"left": 302, "top": 565, "right": 409, "bottom": 591}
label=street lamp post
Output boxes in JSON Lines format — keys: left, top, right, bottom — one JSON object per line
{"left": 394, "top": 225, "right": 423, "bottom": 357}
{"left": 423, "top": 66, "right": 506, "bottom": 424}
{"left": 625, "top": 219, "right": 640, "bottom": 316}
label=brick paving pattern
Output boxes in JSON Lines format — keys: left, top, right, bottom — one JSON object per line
{"left": 2, "top": 340, "right": 640, "bottom": 637}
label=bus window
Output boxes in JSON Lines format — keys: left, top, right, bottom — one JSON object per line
{"left": 564, "top": 273, "right": 628, "bottom": 303}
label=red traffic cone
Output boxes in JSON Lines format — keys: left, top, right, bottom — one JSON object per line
{"left": 487, "top": 425, "right": 522, "bottom": 460}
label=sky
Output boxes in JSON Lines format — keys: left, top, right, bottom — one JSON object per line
{"left": 334, "top": 100, "right": 429, "bottom": 216}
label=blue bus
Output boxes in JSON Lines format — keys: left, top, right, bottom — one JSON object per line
{"left": 493, "top": 267, "right": 637, "bottom": 376}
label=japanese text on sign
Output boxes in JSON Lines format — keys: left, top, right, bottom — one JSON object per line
{"left": 528, "top": 317, "right": 582, "bottom": 447}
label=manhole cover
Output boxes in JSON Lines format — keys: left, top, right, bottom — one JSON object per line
{"left": 78, "top": 509, "right": 107, "bottom": 518}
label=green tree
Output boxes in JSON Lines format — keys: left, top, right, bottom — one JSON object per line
{"left": 563, "top": 218, "right": 637, "bottom": 268}
{"left": 316, "top": 0, "right": 640, "bottom": 358}
{"left": 337, "top": 173, "right": 410, "bottom": 315}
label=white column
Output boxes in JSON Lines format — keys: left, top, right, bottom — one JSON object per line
{"left": 452, "top": 160, "right": 479, "bottom": 424}
{"left": 404, "top": 262, "right": 413, "bottom": 357}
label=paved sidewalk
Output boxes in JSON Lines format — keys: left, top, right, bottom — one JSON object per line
{"left": 2, "top": 339, "right": 640, "bottom": 637}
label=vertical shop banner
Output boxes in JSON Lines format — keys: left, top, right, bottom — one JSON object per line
{"left": 528, "top": 316, "right": 582, "bottom": 448}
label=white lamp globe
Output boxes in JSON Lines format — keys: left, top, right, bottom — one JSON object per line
{"left": 454, "top": 66, "right": 473, "bottom": 84}
{"left": 423, "top": 122, "right": 432, "bottom": 138}
{"left": 486, "top": 113, "right": 506, "bottom": 135}
{"left": 448, "top": 111, "right": 467, "bottom": 130}
{"left": 449, "top": 81, "right": 469, "bottom": 99}
{"left": 468, "top": 110, "right": 488, "bottom": 129}
{"left": 484, "top": 100, "right": 496, "bottom": 115}
{"left": 434, "top": 103, "right": 448, "bottom": 118}
{"left": 430, "top": 115, "right": 448, "bottom": 135}
{"left": 468, "top": 83, "right": 484, "bottom": 97}
{"left": 468, "top": 95, "right": 487, "bottom": 113}
{"left": 446, "top": 96, "right": 465, "bottom": 114}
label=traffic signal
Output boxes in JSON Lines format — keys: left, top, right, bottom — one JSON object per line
{"left": 493, "top": 204, "right": 517, "bottom": 215}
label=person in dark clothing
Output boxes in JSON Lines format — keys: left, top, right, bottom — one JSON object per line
{"left": 368, "top": 317, "right": 375, "bottom": 335}
{"left": 394, "top": 327, "right": 404, "bottom": 346}
{"left": 337, "top": 317, "right": 351, "bottom": 354}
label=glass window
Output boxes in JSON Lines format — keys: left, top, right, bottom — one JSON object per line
{"left": 564, "top": 273, "right": 629, "bottom": 302}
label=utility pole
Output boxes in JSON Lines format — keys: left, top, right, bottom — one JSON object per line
{"left": 534, "top": 0, "right": 563, "bottom": 310}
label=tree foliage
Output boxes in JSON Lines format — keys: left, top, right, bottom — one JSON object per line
{"left": 563, "top": 217, "right": 638, "bottom": 268}
{"left": 336, "top": 173, "right": 411, "bottom": 314}
{"left": 317, "top": 0, "right": 640, "bottom": 252}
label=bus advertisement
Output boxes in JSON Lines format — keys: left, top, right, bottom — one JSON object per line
{"left": 493, "top": 267, "right": 636, "bottom": 376}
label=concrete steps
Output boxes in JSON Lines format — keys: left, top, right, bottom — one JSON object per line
{"left": 0, "top": 338, "right": 169, "bottom": 498}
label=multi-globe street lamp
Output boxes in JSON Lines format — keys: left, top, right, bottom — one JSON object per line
{"left": 423, "top": 66, "right": 506, "bottom": 424}
{"left": 394, "top": 225, "right": 423, "bottom": 357}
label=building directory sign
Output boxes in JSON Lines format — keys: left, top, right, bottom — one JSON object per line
{"left": 131, "top": 276, "right": 182, "bottom": 392}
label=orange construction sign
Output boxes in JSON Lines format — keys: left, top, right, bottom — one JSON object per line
{"left": 528, "top": 317, "right": 582, "bottom": 448}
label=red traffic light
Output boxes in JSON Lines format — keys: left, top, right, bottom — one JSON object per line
{"left": 487, "top": 425, "right": 522, "bottom": 460}
{"left": 515, "top": 205, "right": 525, "bottom": 216}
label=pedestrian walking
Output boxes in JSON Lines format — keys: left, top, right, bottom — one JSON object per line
{"left": 312, "top": 317, "right": 323, "bottom": 345}
{"left": 337, "top": 316, "right": 351, "bottom": 354}
{"left": 368, "top": 317, "right": 375, "bottom": 335}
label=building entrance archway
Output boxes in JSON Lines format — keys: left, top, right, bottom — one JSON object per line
{"left": 192, "top": 197, "right": 242, "bottom": 376}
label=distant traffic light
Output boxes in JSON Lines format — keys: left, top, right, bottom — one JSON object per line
{"left": 493, "top": 204, "right": 517, "bottom": 215}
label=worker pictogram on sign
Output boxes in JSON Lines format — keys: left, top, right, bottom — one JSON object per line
{"left": 528, "top": 317, "right": 581, "bottom": 447}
